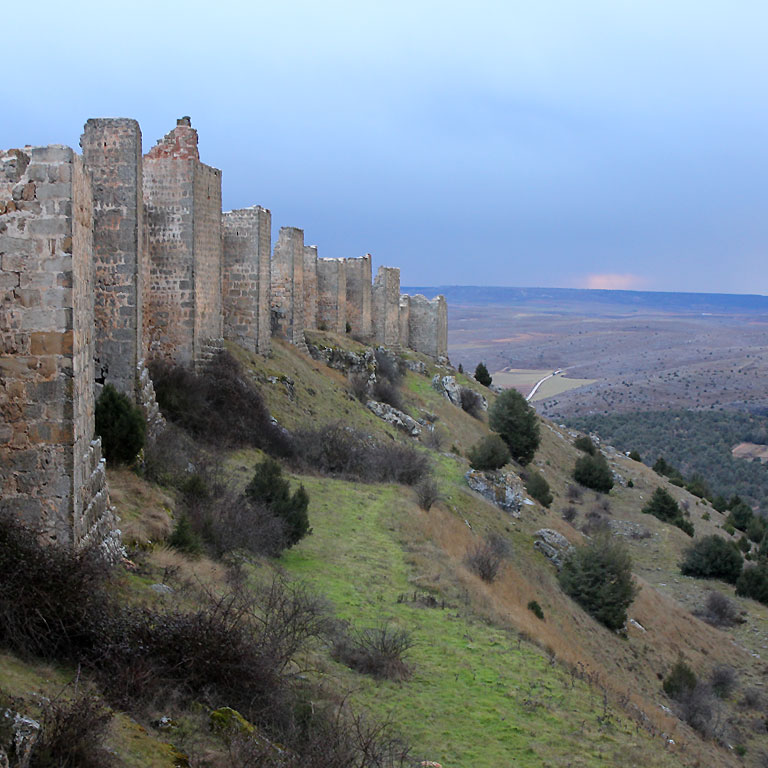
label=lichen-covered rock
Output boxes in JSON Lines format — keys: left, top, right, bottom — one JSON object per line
{"left": 432, "top": 374, "right": 462, "bottom": 406}
{"left": 307, "top": 343, "right": 375, "bottom": 375}
{"left": 0, "top": 709, "right": 41, "bottom": 768}
{"left": 465, "top": 469, "right": 524, "bottom": 516}
{"left": 404, "top": 359, "right": 427, "bottom": 375}
{"left": 209, "top": 707, "right": 254, "bottom": 735}
{"left": 366, "top": 401, "right": 421, "bottom": 436}
{"left": 534, "top": 529, "right": 573, "bottom": 569}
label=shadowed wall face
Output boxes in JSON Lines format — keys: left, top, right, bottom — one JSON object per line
{"left": 345, "top": 254, "right": 372, "bottom": 338}
{"left": 317, "top": 258, "right": 347, "bottom": 334}
{"left": 81, "top": 118, "right": 145, "bottom": 397}
{"left": 271, "top": 226, "right": 305, "bottom": 345}
{"left": 372, "top": 265, "right": 400, "bottom": 346}
{"left": 143, "top": 119, "right": 223, "bottom": 366}
{"left": 0, "top": 146, "right": 111, "bottom": 547}
{"left": 223, "top": 205, "right": 272, "bottom": 354}
{"left": 408, "top": 293, "right": 446, "bottom": 358}
{"left": 303, "top": 244, "right": 318, "bottom": 331}
{"left": 399, "top": 294, "right": 410, "bottom": 348}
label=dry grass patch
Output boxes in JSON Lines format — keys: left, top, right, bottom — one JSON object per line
{"left": 107, "top": 467, "right": 174, "bottom": 548}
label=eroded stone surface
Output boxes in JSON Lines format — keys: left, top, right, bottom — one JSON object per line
{"left": 534, "top": 529, "right": 573, "bottom": 569}
{"left": 366, "top": 400, "right": 421, "bottom": 436}
{"left": 465, "top": 469, "right": 524, "bottom": 516}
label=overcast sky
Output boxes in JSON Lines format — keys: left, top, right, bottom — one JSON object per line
{"left": 3, "top": 0, "right": 767, "bottom": 293}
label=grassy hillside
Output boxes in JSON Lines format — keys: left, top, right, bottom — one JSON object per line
{"left": 3, "top": 333, "right": 768, "bottom": 767}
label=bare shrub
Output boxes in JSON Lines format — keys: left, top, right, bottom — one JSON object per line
{"left": 561, "top": 505, "right": 578, "bottom": 523}
{"left": 331, "top": 621, "right": 414, "bottom": 681}
{"left": 29, "top": 687, "right": 115, "bottom": 768}
{"left": 676, "top": 683, "right": 722, "bottom": 739}
{"left": 566, "top": 483, "right": 582, "bottom": 502}
{"left": 349, "top": 373, "right": 370, "bottom": 403}
{"left": 697, "top": 591, "right": 743, "bottom": 628}
{"left": 291, "top": 424, "right": 431, "bottom": 486}
{"left": 581, "top": 510, "right": 609, "bottom": 536}
{"left": 149, "top": 351, "right": 292, "bottom": 454}
{"left": 740, "top": 687, "right": 765, "bottom": 710}
{"left": 459, "top": 387, "right": 484, "bottom": 419}
{"left": 415, "top": 478, "right": 441, "bottom": 511}
{"left": 372, "top": 377, "right": 404, "bottom": 410}
{"left": 374, "top": 349, "right": 404, "bottom": 386}
{"left": 465, "top": 534, "right": 510, "bottom": 583}
{"left": 709, "top": 665, "right": 738, "bottom": 699}
{"left": 423, "top": 426, "right": 446, "bottom": 451}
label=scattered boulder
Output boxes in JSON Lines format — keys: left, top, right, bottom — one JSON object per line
{"left": 150, "top": 583, "right": 174, "bottom": 596}
{"left": 465, "top": 469, "right": 524, "bottom": 516}
{"left": 533, "top": 529, "right": 573, "bottom": 569}
{"left": 404, "top": 359, "right": 427, "bottom": 375}
{"left": 366, "top": 401, "right": 422, "bottom": 436}
{"left": 432, "top": 375, "right": 462, "bottom": 407}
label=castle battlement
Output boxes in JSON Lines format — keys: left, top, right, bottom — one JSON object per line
{"left": 0, "top": 116, "right": 448, "bottom": 550}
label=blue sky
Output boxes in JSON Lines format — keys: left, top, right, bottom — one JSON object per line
{"left": 3, "top": 0, "right": 767, "bottom": 293}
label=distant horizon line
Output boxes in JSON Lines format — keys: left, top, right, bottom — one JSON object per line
{"left": 401, "top": 284, "right": 767, "bottom": 299}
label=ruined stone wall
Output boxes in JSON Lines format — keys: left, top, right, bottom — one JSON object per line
{"left": 317, "top": 258, "right": 346, "bottom": 334}
{"left": 0, "top": 146, "right": 112, "bottom": 547}
{"left": 303, "top": 245, "right": 318, "bottom": 330}
{"left": 372, "top": 266, "right": 401, "bottom": 346}
{"left": 408, "top": 294, "right": 447, "bottom": 358}
{"left": 80, "top": 118, "right": 145, "bottom": 397}
{"left": 143, "top": 119, "right": 223, "bottom": 366}
{"left": 222, "top": 205, "right": 271, "bottom": 354}
{"left": 271, "top": 226, "right": 305, "bottom": 346}
{"left": 344, "top": 254, "right": 372, "bottom": 338}
{"left": 398, "top": 294, "right": 410, "bottom": 348}
{"left": 192, "top": 162, "right": 223, "bottom": 362}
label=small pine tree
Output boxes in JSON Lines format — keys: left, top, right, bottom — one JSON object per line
{"left": 457, "top": 363, "right": 464, "bottom": 374}
{"left": 246, "top": 457, "right": 311, "bottom": 549}
{"left": 558, "top": 533, "right": 638, "bottom": 631}
{"left": 663, "top": 658, "right": 697, "bottom": 700}
{"left": 488, "top": 388, "right": 540, "bottom": 466}
{"left": 736, "top": 564, "right": 768, "bottom": 605}
{"left": 680, "top": 535, "right": 743, "bottom": 583}
{"left": 643, "top": 487, "right": 681, "bottom": 523}
{"left": 474, "top": 362, "right": 492, "bottom": 387}
{"left": 572, "top": 453, "right": 613, "bottom": 493}
{"left": 525, "top": 470, "right": 553, "bottom": 508}
{"left": 169, "top": 514, "right": 203, "bottom": 556}
{"left": 95, "top": 383, "right": 146, "bottom": 464}
{"left": 467, "top": 434, "right": 511, "bottom": 471}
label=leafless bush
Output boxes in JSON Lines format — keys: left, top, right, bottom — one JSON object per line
{"left": 291, "top": 424, "right": 431, "bottom": 486}
{"left": 415, "top": 478, "right": 442, "bottom": 511}
{"left": 374, "top": 349, "right": 404, "bottom": 386}
{"left": 149, "top": 351, "right": 289, "bottom": 453}
{"left": 465, "top": 534, "right": 510, "bottom": 583}
{"left": 581, "top": 510, "right": 609, "bottom": 536}
{"left": 709, "top": 665, "right": 738, "bottom": 699}
{"left": 561, "top": 506, "right": 578, "bottom": 523}
{"left": 675, "top": 683, "right": 725, "bottom": 739}
{"left": 331, "top": 621, "right": 414, "bottom": 681}
{"left": 29, "top": 686, "right": 115, "bottom": 768}
{"left": 349, "top": 373, "right": 370, "bottom": 403}
{"left": 423, "top": 426, "right": 445, "bottom": 451}
{"left": 372, "top": 377, "right": 404, "bottom": 410}
{"left": 459, "top": 387, "right": 484, "bottom": 419}
{"left": 740, "top": 687, "right": 765, "bottom": 710}
{"left": 697, "top": 591, "right": 743, "bottom": 628}
{"left": 566, "top": 484, "right": 582, "bottom": 502}
{"left": 595, "top": 498, "right": 612, "bottom": 514}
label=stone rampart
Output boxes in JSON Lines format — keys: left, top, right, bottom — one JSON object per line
{"left": 222, "top": 205, "right": 271, "bottom": 354}
{"left": 80, "top": 118, "right": 146, "bottom": 398}
{"left": 372, "top": 266, "right": 401, "bottom": 346}
{"left": 143, "top": 118, "right": 223, "bottom": 366}
{"left": 303, "top": 244, "right": 318, "bottom": 330}
{"left": 408, "top": 294, "right": 448, "bottom": 358}
{"left": 345, "top": 254, "right": 372, "bottom": 338}
{"left": 0, "top": 145, "right": 113, "bottom": 547}
{"left": 271, "top": 226, "right": 305, "bottom": 347}
{"left": 317, "top": 258, "right": 346, "bottom": 334}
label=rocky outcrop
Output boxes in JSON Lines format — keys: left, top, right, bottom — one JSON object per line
{"left": 366, "top": 401, "right": 422, "bottom": 436}
{"left": 307, "top": 342, "right": 375, "bottom": 376}
{"left": 533, "top": 529, "right": 573, "bottom": 569}
{"left": 432, "top": 375, "right": 487, "bottom": 411}
{"left": 0, "top": 708, "right": 40, "bottom": 768}
{"left": 465, "top": 469, "right": 524, "bottom": 516}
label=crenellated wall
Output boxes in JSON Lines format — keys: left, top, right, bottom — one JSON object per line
{"left": 317, "top": 258, "right": 347, "bottom": 334}
{"left": 0, "top": 116, "right": 449, "bottom": 553}
{"left": 271, "top": 226, "right": 306, "bottom": 347}
{"left": 345, "top": 254, "right": 372, "bottom": 338}
{"left": 0, "top": 145, "right": 113, "bottom": 548}
{"left": 372, "top": 266, "right": 401, "bottom": 346}
{"left": 222, "top": 205, "right": 271, "bottom": 355}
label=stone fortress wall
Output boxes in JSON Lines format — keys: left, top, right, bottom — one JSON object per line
{"left": 0, "top": 115, "right": 448, "bottom": 550}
